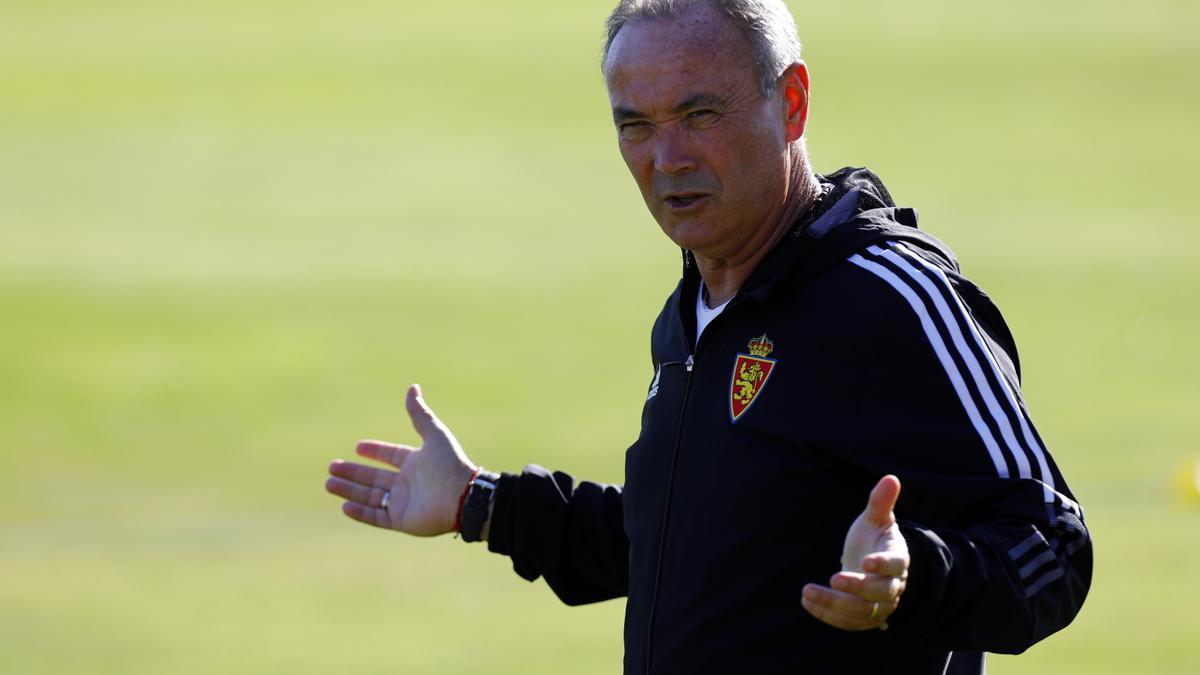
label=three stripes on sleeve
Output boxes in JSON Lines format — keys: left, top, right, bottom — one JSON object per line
{"left": 849, "top": 241, "right": 1088, "bottom": 599}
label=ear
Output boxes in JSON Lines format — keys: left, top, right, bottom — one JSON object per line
{"left": 780, "top": 62, "right": 811, "bottom": 143}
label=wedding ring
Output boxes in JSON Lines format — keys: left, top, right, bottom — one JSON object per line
{"left": 380, "top": 490, "right": 391, "bottom": 512}
{"left": 868, "top": 602, "right": 880, "bottom": 620}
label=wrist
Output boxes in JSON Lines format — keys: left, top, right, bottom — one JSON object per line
{"left": 457, "top": 469, "right": 500, "bottom": 543}
{"left": 452, "top": 467, "right": 481, "bottom": 534}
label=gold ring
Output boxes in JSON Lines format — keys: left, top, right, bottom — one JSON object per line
{"left": 868, "top": 602, "right": 880, "bottom": 620}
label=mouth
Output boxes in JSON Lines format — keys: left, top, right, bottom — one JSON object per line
{"left": 663, "top": 193, "right": 709, "bottom": 210}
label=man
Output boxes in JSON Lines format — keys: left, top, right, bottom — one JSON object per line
{"left": 324, "top": 1, "right": 1092, "bottom": 673}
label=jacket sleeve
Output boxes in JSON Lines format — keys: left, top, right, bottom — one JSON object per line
{"left": 485, "top": 464, "right": 628, "bottom": 606}
{"left": 837, "top": 241, "right": 1092, "bottom": 653}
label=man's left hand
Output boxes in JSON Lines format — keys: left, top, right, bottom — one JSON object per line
{"left": 802, "top": 474, "right": 909, "bottom": 631}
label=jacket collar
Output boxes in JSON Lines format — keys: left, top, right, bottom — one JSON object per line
{"left": 672, "top": 167, "right": 961, "bottom": 349}
{"left": 680, "top": 167, "right": 895, "bottom": 301}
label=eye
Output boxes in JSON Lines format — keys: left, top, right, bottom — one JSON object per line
{"left": 686, "top": 110, "right": 720, "bottom": 126}
{"left": 618, "top": 121, "right": 653, "bottom": 142}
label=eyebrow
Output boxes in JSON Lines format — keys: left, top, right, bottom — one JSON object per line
{"left": 612, "top": 93, "right": 726, "bottom": 124}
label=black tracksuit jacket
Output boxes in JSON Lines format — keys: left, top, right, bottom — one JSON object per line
{"left": 485, "top": 168, "right": 1092, "bottom": 674}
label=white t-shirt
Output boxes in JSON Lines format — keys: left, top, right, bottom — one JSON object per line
{"left": 695, "top": 282, "right": 731, "bottom": 347}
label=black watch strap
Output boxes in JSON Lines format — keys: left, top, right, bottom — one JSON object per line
{"left": 459, "top": 470, "right": 500, "bottom": 543}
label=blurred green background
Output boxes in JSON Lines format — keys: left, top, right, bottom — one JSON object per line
{"left": 2, "top": 0, "right": 1197, "bottom": 672}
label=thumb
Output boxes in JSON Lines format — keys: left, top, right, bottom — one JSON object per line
{"left": 864, "top": 474, "right": 901, "bottom": 528}
{"left": 405, "top": 383, "right": 438, "bottom": 439}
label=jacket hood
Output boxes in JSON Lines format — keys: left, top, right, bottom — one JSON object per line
{"left": 806, "top": 166, "right": 957, "bottom": 271}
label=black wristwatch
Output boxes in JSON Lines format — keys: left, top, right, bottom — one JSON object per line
{"left": 459, "top": 470, "right": 500, "bottom": 543}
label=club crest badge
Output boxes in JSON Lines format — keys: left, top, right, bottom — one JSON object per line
{"left": 729, "top": 334, "right": 777, "bottom": 423}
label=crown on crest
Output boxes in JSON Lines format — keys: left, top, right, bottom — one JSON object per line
{"left": 747, "top": 334, "right": 774, "bottom": 358}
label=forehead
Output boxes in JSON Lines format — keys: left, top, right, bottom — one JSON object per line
{"left": 603, "top": 4, "right": 758, "bottom": 108}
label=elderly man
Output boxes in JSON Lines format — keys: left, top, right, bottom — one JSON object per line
{"left": 325, "top": 1, "right": 1092, "bottom": 673}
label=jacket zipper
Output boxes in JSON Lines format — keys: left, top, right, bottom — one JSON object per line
{"left": 644, "top": 353, "right": 694, "bottom": 675}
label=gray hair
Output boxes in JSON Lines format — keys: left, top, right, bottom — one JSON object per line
{"left": 602, "top": 0, "right": 802, "bottom": 97}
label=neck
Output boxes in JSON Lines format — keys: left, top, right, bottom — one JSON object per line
{"left": 696, "top": 149, "right": 821, "bottom": 307}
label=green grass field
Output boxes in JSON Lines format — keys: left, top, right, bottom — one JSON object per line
{"left": 2, "top": 0, "right": 1198, "bottom": 672}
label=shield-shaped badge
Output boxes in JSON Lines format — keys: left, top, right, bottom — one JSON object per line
{"left": 729, "top": 334, "right": 777, "bottom": 423}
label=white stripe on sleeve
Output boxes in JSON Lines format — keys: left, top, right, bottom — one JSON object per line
{"left": 867, "top": 244, "right": 1036, "bottom": 484}
{"left": 889, "top": 242, "right": 1068, "bottom": 507}
{"left": 848, "top": 253, "right": 1011, "bottom": 477}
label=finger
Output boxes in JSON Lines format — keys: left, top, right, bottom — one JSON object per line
{"left": 341, "top": 501, "right": 391, "bottom": 529}
{"left": 405, "top": 384, "right": 438, "bottom": 439}
{"left": 863, "top": 552, "right": 910, "bottom": 578}
{"left": 325, "top": 476, "right": 390, "bottom": 508}
{"left": 864, "top": 474, "right": 901, "bottom": 528}
{"left": 801, "top": 596, "right": 874, "bottom": 631}
{"left": 354, "top": 441, "right": 415, "bottom": 470}
{"left": 329, "top": 460, "right": 398, "bottom": 489}
{"left": 802, "top": 583, "right": 876, "bottom": 618}
{"left": 804, "top": 582, "right": 898, "bottom": 629}
{"left": 801, "top": 584, "right": 882, "bottom": 631}
{"left": 830, "top": 571, "right": 906, "bottom": 603}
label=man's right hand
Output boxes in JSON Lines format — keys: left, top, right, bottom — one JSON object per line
{"left": 325, "top": 384, "right": 478, "bottom": 536}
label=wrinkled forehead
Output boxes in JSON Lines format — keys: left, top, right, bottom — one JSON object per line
{"left": 603, "top": 4, "right": 758, "bottom": 98}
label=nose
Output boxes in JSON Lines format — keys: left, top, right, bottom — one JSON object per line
{"left": 653, "top": 127, "right": 696, "bottom": 176}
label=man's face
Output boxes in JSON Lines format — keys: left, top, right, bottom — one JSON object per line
{"left": 603, "top": 4, "right": 794, "bottom": 260}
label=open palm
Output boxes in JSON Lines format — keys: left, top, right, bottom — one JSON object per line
{"left": 802, "top": 475, "right": 910, "bottom": 630}
{"left": 325, "top": 384, "right": 477, "bottom": 536}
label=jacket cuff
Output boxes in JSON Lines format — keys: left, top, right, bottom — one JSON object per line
{"left": 882, "top": 521, "right": 951, "bottom": 642}
{"left": 485, "top": 472, "right": 520, "bottom": 556}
